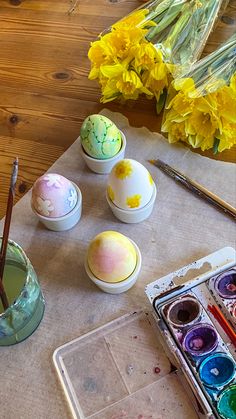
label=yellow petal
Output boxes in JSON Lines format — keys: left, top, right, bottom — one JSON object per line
{"left": 173, "top": 78, "right": 195, "bottom": 93}
{"left": 100, "top": 63, "right": 124, "bottom": 78}
{"left": 88, "top": 66, "right": 100, "bottom": 80}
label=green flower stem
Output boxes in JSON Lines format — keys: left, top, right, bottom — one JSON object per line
{"left": 152, "top": 0, "right": 179, "bottom": 17}
{"left": 146, "top": 1, "right": 184, "bottom": 41}
{"left": 145, "top": 0, "right": 226, "bottom": 70}
{"left": 156, "top": 88, "right": 167, "bottom": 113}
{"left": 213, "top": 137, "right": 220, "bottom": 154}
{"left": 188, "top": 0, "right": 224, "bottom": 58}
{"left": 171, "top": 7, "right": 202, "bottom": 56}
{"left": 162, "top": 3, "right": 191, "bottom": 57}
{"left": 185, "top": 33, "right": 236, "bottom": 86}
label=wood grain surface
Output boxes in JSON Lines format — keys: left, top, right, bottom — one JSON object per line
{"left": 0, "top": 0, "right": 235, "bottom": 219}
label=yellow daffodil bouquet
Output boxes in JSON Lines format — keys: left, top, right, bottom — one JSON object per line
{"left": 161, "top": 33, "right": 236, "bottom": 153}
{"left": 88, "top": 0, "right": 226, "bottom": 110}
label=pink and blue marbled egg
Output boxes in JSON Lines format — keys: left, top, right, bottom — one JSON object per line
{"left": 31, "top": 174, "right": 77, "bottom": 218}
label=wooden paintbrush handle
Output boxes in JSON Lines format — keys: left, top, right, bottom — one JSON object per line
{"left": 184, "top": 176, "right": 236, "bottom": 220}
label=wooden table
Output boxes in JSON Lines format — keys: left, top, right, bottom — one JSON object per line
{"left": 0, "top": 0, "right": 235, "bottom": 219}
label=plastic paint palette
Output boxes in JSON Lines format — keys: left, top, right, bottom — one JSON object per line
{"left": 53, "top": 311, "right": 199, "bottom": 419}
{"left": 146, "top": 247, "right": 236, "bottom": 419}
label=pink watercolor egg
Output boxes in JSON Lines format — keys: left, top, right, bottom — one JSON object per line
{"left": 31, "top": 173, "right": 78, "bottom": 218}
{"left": 87, "top": 231, "right": 137, "bottom": 283}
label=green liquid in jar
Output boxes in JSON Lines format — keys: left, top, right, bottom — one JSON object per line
{"left": 0, "top": 262, "right": 26, "bottom": 314}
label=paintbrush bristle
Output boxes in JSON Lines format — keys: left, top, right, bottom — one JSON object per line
{"left": 148, "top": 159, "right": 165, "bottom": 167}
{"left": 148, "top": 159, "right": 160, "bottom": 164}
{"left": 11, "top": 157, "right": 19, "bottom": 190}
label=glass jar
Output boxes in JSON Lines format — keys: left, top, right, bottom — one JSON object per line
{"left": 0, "top": 239, "right": 45, "bottom": 345}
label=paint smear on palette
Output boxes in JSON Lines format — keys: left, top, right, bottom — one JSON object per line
{"left": 63, "top": 338, "right": 129, "bottom": 417}
{"left": 92, "top": 374, "right": 198, "bottom": 419}
{"left": 109, "top": 412, "right": 154, "bottom": 419}
{"left": 110, "top": 415, "right": 153, "bottom": 419}
{"left": 105, "top": 316, "right": 171, "bottom": 393}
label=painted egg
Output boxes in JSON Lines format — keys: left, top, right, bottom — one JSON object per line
{"left": 87, "top": 231, "right": 137, "bottom": 283}
{"left": 31, "top": 173, "right": 77, "bottom": 218}
{"left": 80, "top": 114, "right": 122, "bottom": 159}
{"left": 107, "top": 159, "right": 155, "bottom": 210}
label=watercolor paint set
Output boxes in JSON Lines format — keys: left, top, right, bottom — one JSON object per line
{"left": 53, "top": 247, "right": 236, "bottom": 419}
{"left": 146, "top": 246, "right": 236, "bottom": 419}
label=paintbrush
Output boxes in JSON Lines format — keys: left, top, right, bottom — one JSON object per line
{"left": 0, "top": 158, "right": 19, "bottom": 310}
{"left": 208, "top": 304, "right": 236, "bottom": 347}
{"left": 149, "top": 159, "right": 236, "bottom": 221}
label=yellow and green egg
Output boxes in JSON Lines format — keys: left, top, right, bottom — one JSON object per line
{"left": 80, "top": 114, "right": 122, "bottom": 160}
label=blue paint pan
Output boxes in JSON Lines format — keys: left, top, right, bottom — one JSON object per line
{"left": 199, "top": 352, "right": 235, "bottom": 389}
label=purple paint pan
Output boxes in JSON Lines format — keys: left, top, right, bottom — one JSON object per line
{"left": 167, "top": 297, "right": 201, "bottom": 328}
{"left": 215, "top": 269, "right": 236, "bottom": 299}
{"left": 183, "top": 323, "right": 218, "bottom": 357}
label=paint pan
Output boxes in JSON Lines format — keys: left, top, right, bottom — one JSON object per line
{"left": 167, "top": 297, "right": 201, "bottom": 328}
{"left": 215, "top": 269, "right": 236, "bottom": 299}
{"left": 208, "top": 267, "right": 236, "bottom": 325}
{"left": 217, "top": 384, "right": 236, "bottom": 419}
{"left": 198, "top": 353, "right": 235, "bottom": 389}
{"left": 183, "top": 323, "right": 218, "bottom": 357}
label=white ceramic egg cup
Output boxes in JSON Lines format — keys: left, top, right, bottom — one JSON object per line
{"left": 106, "top": 183, "right": 157, "bottom": 223}
{"left": 78, "top": 130, "right": 126, "bottom": 174}
{"left": 84, "top": 240, "right": 141, "bottom": 294}
{"left": 32, "top": 183, "right": 82, "bottom": 232}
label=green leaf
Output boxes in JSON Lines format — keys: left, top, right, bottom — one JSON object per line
{"left": 213, "top": 137, "right": 220, "bottom": 155}
{"left": 156, "top": 89, "right": 167, "bottom": 114}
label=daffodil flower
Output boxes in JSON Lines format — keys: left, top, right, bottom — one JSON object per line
{"left": 88, "top": 0, "right": 227, "bottom": 122}
{"left": 162, "top": 35, "right": 236, "bottom": 152}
